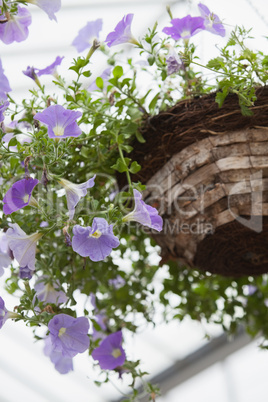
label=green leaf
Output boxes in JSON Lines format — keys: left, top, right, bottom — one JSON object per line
{"left": 129, "top": 161, "right": 141, "bottom": 174}
{"left": 215, "top": 90, "right": 228, "bottom": 108}
{"left": 149, "top": 92, "right": 159, "bottom": 113}
{"left": 113, "top": 66, "right": 123, "bottom": 79}
{"left": 8, "top": 137, "right": 17, "bottom": 147}
{"left": 207, "top": 57, "right": 225, "bottom": 70}
{"left": 82, "top": 70, "right": 91, "bottom": 77}
{"left": 96, "top": 77, "right": 103, "bottom": 89}
{"left": 135, "top": 130, "right": 146, "bottom": 143}
{"left": 111, "top": 157, "right": 131, "bottom": 173}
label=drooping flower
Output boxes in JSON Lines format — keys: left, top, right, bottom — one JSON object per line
{"left": 72, "top": 218, "right": 120, "bottom": 262}
{"left": 72, "top": 19, "right": 102, "bottom": 53}
{"left": 198, "top": 3, "right": 225, "bottom": 37}
{"left": 37, "top": 56, "right": 64, "bottom": 77}
{"left": 92, "top": 331, "right": 126, "bottom": 370}
{"left": 0, "top": 100, "right": 9, "bottom": 123}
{"left": 122, "top": 189, "right": 163, "bottom": 231}
{"left": 19, "top": 265, "right": 33, "bottom": 280}
{"left": 0, "top": 7, "right": 32, "bottom": 44}
{"left": 3, "top": 177, "right": 39, "bottom": 215}
{"left": 88, "top": 67, "right": 112, "bottom": 91}
{"left": 34, "top": 276, "right": 68, "bottom": 305}
{"left": 6, "top": 223, "right": 42, "bottom": 271}
{"left": 23, "top": 66, "right": 42, "bottom": 88}
{"left": 33, "top": 105, "right": 82, "bottom": 139}
{"left": 26, "top": 0, "right": 61, "bottom": 21}
{"left": 44, "top": 336, "right": 73, "bottom": 374}
{"left": 47, "top": 314, "right": 89, "bottom": 358}
{"left": 0, "top": 59, "right": 11, "bottom": 101}
{"left": 166, "top": 47, "right": 184, "bottom": 76}
{"left": 105, "top": 14, "right": 138, "bottom": 47}
{"left": 0, "top": 297, "right": 19, "bottom": 329}
{"left": 162, "top": 15, "right": 205, "bottom": 40}
{"left": 58, "top": 175, "right": 96, "bottom": 220}
{"left": 0, "top": 231, "right": 12, "bottom": 276}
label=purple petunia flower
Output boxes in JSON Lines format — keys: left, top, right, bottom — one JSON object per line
{"left": 3, "top": 177, "right": 39, "bottom": 215}
{"left": 0, "top": 231, "right": 12, "bottom": 276}
{"left": 37, "top": 56, "right": 64, "bottom": 77}
{"left": 72, "top": 19, "right": 102, "bottom": 53}
{"left": 23, "top": 66, "right": 38, "bottom": 80}
{"left": 27, "top": 0, "right": 61, "bottom": 21}
{"left": 6, "top": 223, "right": 42, "bottom": 271}
{"left": 72, "top": 218, "right": 120, "bottom": 262}
{"left": 0, "top": 100, "right": 9, "bottom": 123}
{"left": 122, "top": 189, "right": 163, "bottom": 231}
{"left": 166, "top": 47, "right": 184, "bottom": 76}
{"left": 0, "top": 59, "right": 11, "bottom": 101}
{"left": 88, "top": 67, "right": 112, "bottom": 91}
{"left": 163, "top": 15, "right": 205, "bottom": 40}
{"left": 47, "top": 314, "right": 89, "bottom": 358}
{"left": 198, "top": 3, "right": 225, "bottom": 37}
{"left": 105, "top": 14, "right": 138, "bottom": 47}
{"left": 44, "top": 336, "right": 73, "bottom": 374}
{"left": 58, "top": 175, "right": 96, "bottom": 220}
{"left": 0, "top": 7, "right": 32, "bottom": 44}
{"left": 0, "top": 297, "right": 9, "bottom": 329}
{"left": 34, "top": 276, "right": 68, "bottom": 305}
{"left": 19, "top": 265, "right": 33, "bottom": 280}
{"left": 92, "top": 331, "right": 126, "bottom": 370}
{"left": 34, "top": 105, "right": 82, "bottom": 139}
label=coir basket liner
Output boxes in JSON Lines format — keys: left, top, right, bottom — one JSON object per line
{"left": 120, "top": 87, "right": 268, "bottom": 277}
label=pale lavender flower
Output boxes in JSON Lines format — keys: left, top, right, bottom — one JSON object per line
{"left": 0, "top": 59, "right": 11, "bottom": 101}
{"left": 26, "top": 0, "right": 61, "bottom": 21}
{"left": 6, "top": 223, "right": 42, "bottom": 271}
{"left": 163, "top": 15, "right": 205, "bottom": 40}
{"left": 40, "top": 221, "right": 49, "bottom": 228}
{"left": 48, "top": 314, "right": 89, "bottom": 358}
{"left": 44, "top": 336, "right": 73, "bottom": 374}
{"left": 72, "top": 19, "right": 102, "bottom": 53}
{"left": 72, "top": 218, "right": 120, "bottom": 262}
{"left": 0, "top": 100, "right": 9, "bottom": 123}
{"left": 3, "top": 178, "right": 39, "bottom": 215}
{"left": 108, "top": 275, "right": 125, "bottom": 289}
{"left": 166, "top": 47, "right": 184, "bottom": 75}
{"left": 23, "top": 66, "right": 37, "bottom": 80}
{"left": 58, "top": 175, "right": 96, "bottom": 220}
{"left": 88, "top": 67, "right": 112, "bottom": 91}
{"left": 0, "top": 297, "right": 9, "bottom": 329}
{"left": 92, "top": 331, "right": 126, "bottom": 370}
{"left": 34, "top": 105, "right": 82, "bottom": 139}
{"left": 37, "top": 56, "right": 64, "bottom": 77}
{"left": 34, "top": 276, "right": 68, "bottom": 305}
{"left": 0, "top": 7, "right": 32, "bottom": 44}
{"left": 0, "top": 231, "right": 12, "bottom": 276}
{"left": 246, "top": 285, "right": 257, "bottom": 296}
{"left": 122, "top": 189, "right": 163, "bottom": 231}
{"left": 105, "top": 14, "right": 138, "bottom": 47}
{"left": 198, "top": 3, "right": 225, "bottom": 37}
{"left": 19, "top": 265, "right": 33, "bottom": 280}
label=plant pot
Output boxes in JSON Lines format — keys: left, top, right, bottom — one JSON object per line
{"left": 124, "top": 87, "right": 268, "bottom": 277}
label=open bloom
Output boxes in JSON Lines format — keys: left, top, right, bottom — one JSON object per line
{"left": 72, "top": 19, "right": 102, "bottom": 52}
{"left": 0, "top": 7, "right": 32, "bottom": 44}
{"left": 37, "top": 56, "right": 64, "bottom": 77}
{"left": 163, "top": 15, "right": 205, "bottom": 40}
{"left": 6, "top": 223, "right": 42, "bottom": 271}
{"left": 44, "top": 336, "right": 73, "bottom": 374}
{"left": 0, "top": 59, "right": 11, "bottom": 101}
{"left": 105, "top": 14, "right": 138, "bottom": 47}
{"left": 3, "top": 177, "right": 39, "bottom": 215}
{"left": 122, "top": 189, "right": 163, "bottom": 231}
{"left": 34, "top": 105, "right": 82, "bottom": 139}
{"left": 198, "top": 3, "right": 225, "bottom": 37}
{"left": 26, "top": 0, "right": 61, "bottom": 21}
{"left": 58, "top": 175, "right": 96, "bottom": 220}
{"left": 47, "top": 314, "right": 89, "bottom": 358}
{"left": 72, "top": 218, "right": 120, "bottom": 262}
{"left": 92, "top": 331, "right": 126, "bottom": 370}
{"left": 0, "top": 100, "right": 9, "bottom": 123}
{"left": 34, "top": 276, "right": 68, "bottom": 305}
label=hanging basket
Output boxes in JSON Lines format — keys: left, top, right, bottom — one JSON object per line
{"left": 123, "top": 87, "right": 268, "bottom": 277}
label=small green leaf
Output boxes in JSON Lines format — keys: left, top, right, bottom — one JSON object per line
{"left": 96, "top": 77, "right": 103, "bottom": 89}
{"left": 129, "top": 161, "right": 141, "bottom": 174}
{"left": 111, "top": 157, "right": 131, "bottom": 173}
{"left": 113, "top": 66, "right": 123, "bottom": 79}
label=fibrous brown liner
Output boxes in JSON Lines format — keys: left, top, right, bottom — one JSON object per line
{"left": 119, "top": 86, "right": 268, "bottom": 186}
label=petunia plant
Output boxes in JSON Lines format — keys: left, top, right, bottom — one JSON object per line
{"left": 1, "top": 1, "right": 268, "bottom": 401}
